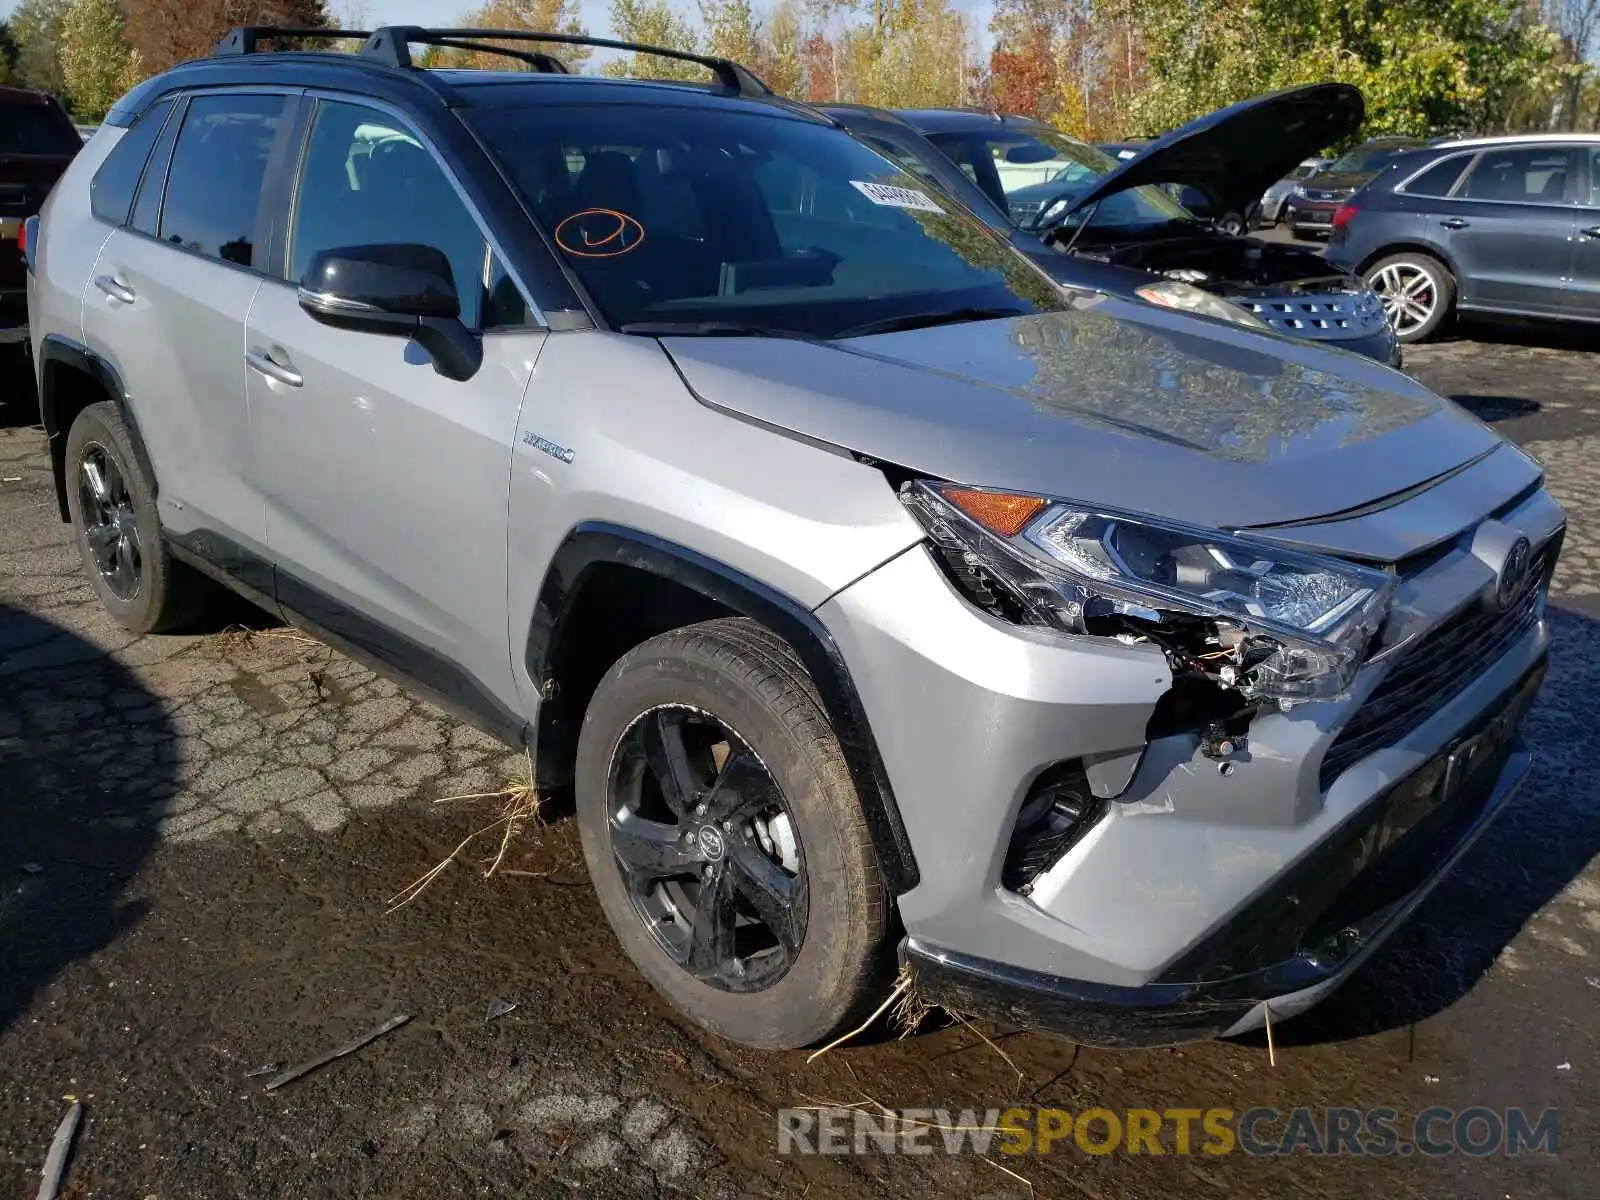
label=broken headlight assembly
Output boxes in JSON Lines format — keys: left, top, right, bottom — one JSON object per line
{"left": 902, "top": 481, "right": 1394, "bottom": 703}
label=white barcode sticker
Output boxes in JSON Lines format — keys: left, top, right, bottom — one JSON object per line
{"left": 850, "top": 181, "right": 944, "bottom": 213}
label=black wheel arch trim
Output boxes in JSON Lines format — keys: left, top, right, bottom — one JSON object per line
{"left": 527, "top": 522, "right": 921, "bottom": 895}
{"left": 37, "top": 333, "right": 158, "bottom": 524}
{"left": 1356, "top": 240, "right": 1460, "bottom": 285}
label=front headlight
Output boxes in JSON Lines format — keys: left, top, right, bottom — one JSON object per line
{"left": 903, "top": 481, "right": 1394, "bottom": 702}
{"left": 1291, "top": 184, "right": 1310, "bottom": 198}
{"left": 1134, "top": 280, "right": 1270, "bottom": 331}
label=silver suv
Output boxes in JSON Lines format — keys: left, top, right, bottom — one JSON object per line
{"left": 26, "top": 27, "right": 1565, "bottom": 1050}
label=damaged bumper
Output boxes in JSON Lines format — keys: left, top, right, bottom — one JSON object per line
{"left": 903, "top": 671, "right": 1537, "bottom": 1047}
{"left": 819, "top": 481, "right": 1560, "bottom": 1045}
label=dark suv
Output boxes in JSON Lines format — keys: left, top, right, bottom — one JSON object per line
{"left": 1, "top": 85, "right": 80, "bottom": 359}
{"left": 1325, "top": 135, "right": 1600, "bottom": 341}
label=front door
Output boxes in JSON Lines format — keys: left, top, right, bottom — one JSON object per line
{"left": 1440, "top": 145, "right": 1579, "bottom": 315}
{"left": 246, "top": 98, "right": 547, "bottom": 726}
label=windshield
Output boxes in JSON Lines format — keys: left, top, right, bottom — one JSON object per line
{"left": 923, "top": 127, "right": 1191, "bottom": 232}
{"left": 0, "top": 99, "right": 81, "bottom": 155}
{"left": 1327, "top": 144, "right": 1411, "bottom": 174}
{"left": 469, "top": 105, "right": 1063, "bottom": 338}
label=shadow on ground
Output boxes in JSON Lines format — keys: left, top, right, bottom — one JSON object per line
{"left": 1267, "top": 603, "right": 1600, "bottom": 1045}
{"left": 0, "top": 601, "right": 172, "bottom": 1035}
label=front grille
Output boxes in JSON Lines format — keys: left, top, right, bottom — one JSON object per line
{"left": 1008, "top": 199, "right": 1046, "bottom": 222}
{"left": 1240, "top": 290, "right": 1387, "bottom": 340}
{"left": 1319, "top": 536, "right": 1559, "bottom": 789}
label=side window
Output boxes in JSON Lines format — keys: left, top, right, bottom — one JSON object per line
{"left": 1459, "top": 147, "right": 1576, "bottom": 204}
{"left": 1591, "top": 148, "right": 1600, "bottom": 208}
{"left": 291, "top": 101, "right": 524, "bottom": 331}
{"left": 160, "top": 94, "right": 288, "bottom": 266}
{"left": 130, "top": 99, "right": 184, "bottom": 237}
{"left": 89, "top": 100, "right": 173, "bottom": 226}
{"left": 863, "top": 135, "right": 942, "bottom": 188}
{"left": 1401, "top": 155, "right": 1471, "bottom": 198}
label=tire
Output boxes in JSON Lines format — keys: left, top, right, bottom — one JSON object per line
{"left": 64, "top": 401, "right": 213, "bottom": 633}
{"left": 1215, "top": 210, "right": 1247, "bottom": 237}
{"left": 1364, "top": 252, "right": 1455, "bottom": 343}
{"left": 574, "top": 616, "right": 890, "bottom": 1049}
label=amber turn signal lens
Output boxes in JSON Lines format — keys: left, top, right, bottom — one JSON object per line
{"left": 938, "top": 486, "right": 1048, "bottom": 537}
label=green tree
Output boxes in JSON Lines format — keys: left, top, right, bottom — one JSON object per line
{"left": 10, "top": 0, "right": 69, "bottom": 96}
{"left": 1119, "top": 0, "right": 1562, "bottom": 140}
{"left": 604, "top": 0, "right": 704, "bottom": 80}
{"left": 0, "top": 22, "right": 18, "bottom": 84}
{"left": 57, "top": 0, "right": 140, "bottom": 117}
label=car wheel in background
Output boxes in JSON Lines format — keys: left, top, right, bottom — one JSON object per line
{"left": 1365, "top": 252, "right": 1454, "bottom": 343}
{"left": 574, "top": 617, "right": 890, "bottom": 1049}
{"left": 1216, "top": 210, "right": 1247, "bottom": 237}
{"left": 64, "top": 401, "right": 214, "bottom": 632}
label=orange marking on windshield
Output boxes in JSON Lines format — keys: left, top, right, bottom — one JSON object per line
{"left": 554, "top": 208, "right": 646, "bottom": 258}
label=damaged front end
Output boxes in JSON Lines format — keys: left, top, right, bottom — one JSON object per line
{"left": 903, "top": 479, "right": 1394, "bottom": 712}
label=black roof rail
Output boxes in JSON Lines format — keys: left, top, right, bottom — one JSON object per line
{"left": 359, "top": 26, "right": 772, "bottom": 97}
{"left": 213, "top": 27, "right": 372, "bottom": 55}
{"left": 412, "top": 35, "right": 570, "bottom": 74}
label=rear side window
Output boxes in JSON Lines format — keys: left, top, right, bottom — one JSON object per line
{"left": 0, "top": 97, "right": 81, "bottom": 155}
{"left": 1401, "top": 155, "right": 1471, "bottom": 198}
{"left": 160, "top": 94, "right": 288, "bottom": 267}
{"left": 130, "top": 100, "right": 184, "bottom": 237}
{"left": 89, "top": 101, "right": 173, "bottom": 226}
{"left": 1459, "top": 147, "right": 1577, "bottom": 204}
{"left": 1591, "top": 148, "right": 1600, "bottom": 207}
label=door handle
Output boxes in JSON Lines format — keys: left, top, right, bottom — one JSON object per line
{"left": 93, "top": 274, "right": 136, "bottom": 304}
{"left": 1440, "top": 218, "right": 1470, "bottom": 230}
{"left": 245, "top": 348, "right": 303, "bottom": 388}
{"left": 1582, "top": 225, "right": 1600, "bottom": 239}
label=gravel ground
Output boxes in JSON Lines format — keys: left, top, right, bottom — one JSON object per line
{"left": 1, "top": 324, "right": 1597, "bottom": 1199}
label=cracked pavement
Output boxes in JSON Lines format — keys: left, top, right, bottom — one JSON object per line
{"left": 2, "top": 326, "right": 1598, "bottom": 1198}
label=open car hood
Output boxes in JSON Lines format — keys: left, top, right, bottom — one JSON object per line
{"left": 661, "top": 301, "right": 1504, "bottom": 536}
{"left": 1062, "top": 84, "right": 1364, "bottom": 220}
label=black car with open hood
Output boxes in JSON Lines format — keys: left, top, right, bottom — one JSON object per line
{"left": 824, "top": 84, "right": 1398, "bottom": 365}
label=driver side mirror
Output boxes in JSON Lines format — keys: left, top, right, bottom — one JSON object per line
{"left": 298, "top": 243, "right": 482, "bottom": 382}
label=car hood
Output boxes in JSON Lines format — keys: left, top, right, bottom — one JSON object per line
{"left": 662, "top": 300, "right": 1501, "bottom": 533}
{"left": 1062, "top": 84, "right": 1364, "bottom": 220}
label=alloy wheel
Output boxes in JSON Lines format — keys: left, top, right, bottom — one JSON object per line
{"left": 607, "top": 706, "right": 808, "bottom": 993}
{"left": 78, "top": 444, "right": 142, "bottom": 601}
{"left": 1371, "top": 262, "right": 1437, "bottom": 337}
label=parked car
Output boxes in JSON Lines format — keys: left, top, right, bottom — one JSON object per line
{"left": 827, "top": 88, "right": 1398, "bottom": 364}
{"left": 1282, "top": 136, "right": 1426, "bottom": 236}
{"left": 1, "top": 85, "right": 80, "bottom": 359}
{"left": 1096, "top": 139, "right": 1252, "bottom": 233}
{"left": 1254, "top": 157, "right": 1332, "bottom": 227}
{"left": 1325, "top": 134, "right": 1600, "bottom": 342}
{"left": 30, "top": 29, "right": 1564, "bottom": 1050}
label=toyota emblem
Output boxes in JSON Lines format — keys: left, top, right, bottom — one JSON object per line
{"left": 1495, "top": 536, "right": 1532, "bottom": 611}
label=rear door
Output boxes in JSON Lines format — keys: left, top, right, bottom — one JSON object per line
{"left": 81, "top": 92, "right": 299, "bottom": 564}
{"left": 1564, "top": 143, "right": 1600, "bottom": 320}
{"left": 1437, "top": 144, "right": 1579, "bottom": 315}
{"left": 245, "top": 96, "right": 545, "bottom": 722}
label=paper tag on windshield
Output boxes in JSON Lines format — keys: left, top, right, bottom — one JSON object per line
{"left": 850, "top": 181, "right": 944, "bottom": 213}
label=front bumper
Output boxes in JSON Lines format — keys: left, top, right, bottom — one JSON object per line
{"left": 819, "top": 485, "right": 1561, "bottom": 1045}
{"left": 904, "top": 668, "right": 1539, "bottom": 1046}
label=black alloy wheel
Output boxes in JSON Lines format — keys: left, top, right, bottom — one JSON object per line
{"left": 608, "top": 705, "right": 808, "bottom": 993}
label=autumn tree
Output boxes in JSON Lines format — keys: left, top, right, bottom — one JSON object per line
{"left": 58, "top": 0, "right": 141, "bottom": 117}
{"left": 435, "top": 0, "right": 592, "bottom": 73}
{"left": 124, "top": 0, "right": 331, "bottom": 76}
{"left": 604, "top": 0, "right": 703, "bottom": 80}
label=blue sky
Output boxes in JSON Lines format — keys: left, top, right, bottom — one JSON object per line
{"left": 0, "top": 0, "right": 999, "bottom": 53}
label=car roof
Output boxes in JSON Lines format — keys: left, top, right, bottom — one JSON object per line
{"left": 1429, "top": 132, "right": 1600, "bottom": 149}
{"left": 0, "top": 84, "right": 58, "bottom": 105}
{"left": 889, "top": 108, "right": 1049, "bottom": 135}
{"left": 109, "top": 30, "right": 830, "bottom": 128}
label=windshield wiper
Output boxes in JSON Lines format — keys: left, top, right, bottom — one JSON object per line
{"left": 618, "top": 321, "right": 815, "bottom": 340}
{"left": 833, "top": 307, "right": 1026, "bottom": 339}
